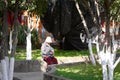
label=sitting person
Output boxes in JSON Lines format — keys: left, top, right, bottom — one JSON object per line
{"left": 41, "top": 36, "right": 58, "bottom": 65}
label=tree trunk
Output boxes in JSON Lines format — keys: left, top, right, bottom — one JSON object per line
{"left": 9, "top": 0, "right": 19, "bottom": 80}
{"left": 88, "top": 39, "right": 96, "bottom": 65}
{"left": 8, "top": 57, "right": 14, "bottom": 80}
{"left": 1, "top": 1, "right": 9, "bottom": 80}
{"left": 9, "top": 30, "right": 13, "bottom": 54}
{"left": 102, "top": 65, "right": 108, "bottom": 80}
{"left": 5, "top": 56, "right": 9, "bottom": 76}
{"left": 1, "top": 60, "right": 8, "bottom": 80}
{"left": 26, "top": 15, "right": 32, "bottom": 60}
{"left": 26, "top": 32, "right": 32, "bottom": 60}
{"left": 75, "top": 1, "right": 96, "bottom": 65}
{"left": 75, "top": 1, "right": 119, "bottom": 80}
{"left": 108, "top": 62, "right": 114, "bottom": 80}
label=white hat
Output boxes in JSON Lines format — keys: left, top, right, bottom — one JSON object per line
{"left": 45, "top": 36, "right": 52, "bottom": 43}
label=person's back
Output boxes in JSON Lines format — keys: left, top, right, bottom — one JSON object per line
{"left": 41, "top": 42, "right": 54, "bottom": 58}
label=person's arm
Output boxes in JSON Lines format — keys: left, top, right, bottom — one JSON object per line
{"left": 49, "top": 47, "right": 54, "bottom": 55}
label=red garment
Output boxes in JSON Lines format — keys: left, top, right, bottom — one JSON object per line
{"left": 101, "top": 19, "right": 105, "bottom": 28}
{"left": 8, "top": 12, "right": 14, "bottom": 27}
{"left": 44, "top": 57, "right": 58, "bottom": 65}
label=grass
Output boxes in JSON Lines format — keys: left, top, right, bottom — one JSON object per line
{"left": 15, "top": 49, "right": 41, "bottom": 60}
{"left": 55, "top": 63, "right": 120, "bottom": 80}
{"left": 15, "top": 47, "right": 120, "bottom": 80}
{"left": 13, "top": 43, "right": 120, "bottom": 60}
{"left": 15, "top": 48, "right": 91, "bottom": 60}
{"left": 54, "top": 48, "right": 90, "bottom": 57}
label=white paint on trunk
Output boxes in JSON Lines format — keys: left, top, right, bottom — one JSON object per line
{"left": 88, "top": 39, "right": 96, "bottom": 65}
{"left": 96, "top": 41, "right": 102, "bottom": 64}
{"left": 26, "top": 14, "right": 32, "bottom": 60}
{"left": 5, "top": 56, "right": 9, "bottom": 76}
{"left": 99, "top": 51, "right": 105, "bottom": 64}
{"left": 102, "top": 65, "right": 108, "bottom": 80}
{"left": 108, "top": 61, "right": 114, "bottom": 80}
{"left": 96, "top": 36, "right": 99, "bottom": 53}
{"left": 98, "top": 43, "right": 117, "bottom": 80}
{"left": 80, "top": 33, "right": 86, "bottom": 43}
{"left": 9, "top": 30, "right": 13, "bottom": 54}
{"left": 26, "top": 32, "right": 32, "bottom": 60}
{"left": 107, "top": 50, "right": 114, "bottom": 80}
{"left": 1, "top": 59, "right": 8, "bottom": 80}
{"left": 8, "top": 57, "right": 14, "bottom": 80}
{"left": 0, "top": 72, "right": 2, "bottom": 80}
{"left": 99, "top": 49, "right": 109, "bottom": 80}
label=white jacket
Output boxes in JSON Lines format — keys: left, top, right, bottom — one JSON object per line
{"left": 41, "top": 42, "right": 54, "bottom": 57}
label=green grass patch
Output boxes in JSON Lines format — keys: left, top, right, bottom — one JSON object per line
{"left": 54, "top": 48, "right": 89, "bottom": 57}
{"left": 55, "top": 63, "right": 120, "bottom": 80}
{"left": 56, "top": 63, "right": 102, "bottom": 80}
{"left": 114, "top": 63, "right": 120, "bottom": 80}
{"left": 13, "top": 43, "right": 120, "bottom": 60}
{"left": 15, "top": 48, "right": 90, "bottom": 60}
{"left": 15, "top": 49, "right": 41, "bottom": 60}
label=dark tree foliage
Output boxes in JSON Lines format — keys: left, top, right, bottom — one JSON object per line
{"left": 42, "top": 0, "right": 94, "bottom": 50}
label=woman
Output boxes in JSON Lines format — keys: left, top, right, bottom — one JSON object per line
{"left": 41, "top": 36, "right": 58, "bottom": 65}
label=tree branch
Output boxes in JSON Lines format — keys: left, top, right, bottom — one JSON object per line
{"left": 75, "top": 0, "right": 90, "bottom": 38}
{"left": 113, "top": 57, "right": 120, "bottom": 69}
{"left": 75, "top": 0, "right": 96, "bottom": 65}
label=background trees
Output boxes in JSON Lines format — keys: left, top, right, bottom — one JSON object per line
{"left": 0, "top": 0, "right": 119, "bottom": 80}
{"left": 0, "top": 0, "right": 47, "bottom": 80}
{"left": 42, "top": 0, "right": 120, "bottom": 80}
{"left": 75, "top": 0, "right": 120, "bottom": 80}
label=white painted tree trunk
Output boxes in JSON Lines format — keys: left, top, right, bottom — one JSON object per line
{"left": 26, "top": 32, "right": 32, "bottom": 60}
{"left": 5, "top": 57, "right": 9, "bottom": 76}
{"left": 98, "top": 48, "right": 107, "bottom": 80}
{"left": 26, "top": 14, "right": 32, "bottom": 60}
{"left": 108, "top": 63, "right": 114, "bottom": 80}
{"left": 98, "top": 47, "right": 115, "bottom": 80}
{"left": 8, "top": 57, "right": 14, "bottom": 80}
{"left": 102, "top": 64, "right": 108, "bottom": 80}
{"left": 97, "top": 42, "right": 119, "bottom": 80}
{"left": 1, "top": 59, "right": 8, "bottom": 80}
{"left": 1, "top": 58, "right": 15, "bottom": 80}
{"left": 107, "top": 51, "right": 113, "bottom": 80}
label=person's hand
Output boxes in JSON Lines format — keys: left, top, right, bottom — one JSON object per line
{"left": 50, "top": 51, "right": 54, "bottom": 55}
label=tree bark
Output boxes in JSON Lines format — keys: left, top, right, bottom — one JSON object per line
{"left": 1, "top": 0, "right": 9, "bottom": 80}
{"left": 11, "top": 0, "right": 18, "bottom": 57}
{"left": 9, "top": 0, "right": 19, "bottom": 80}
{"left": 0, "top": 0, "right": 8, "bottom": 60}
